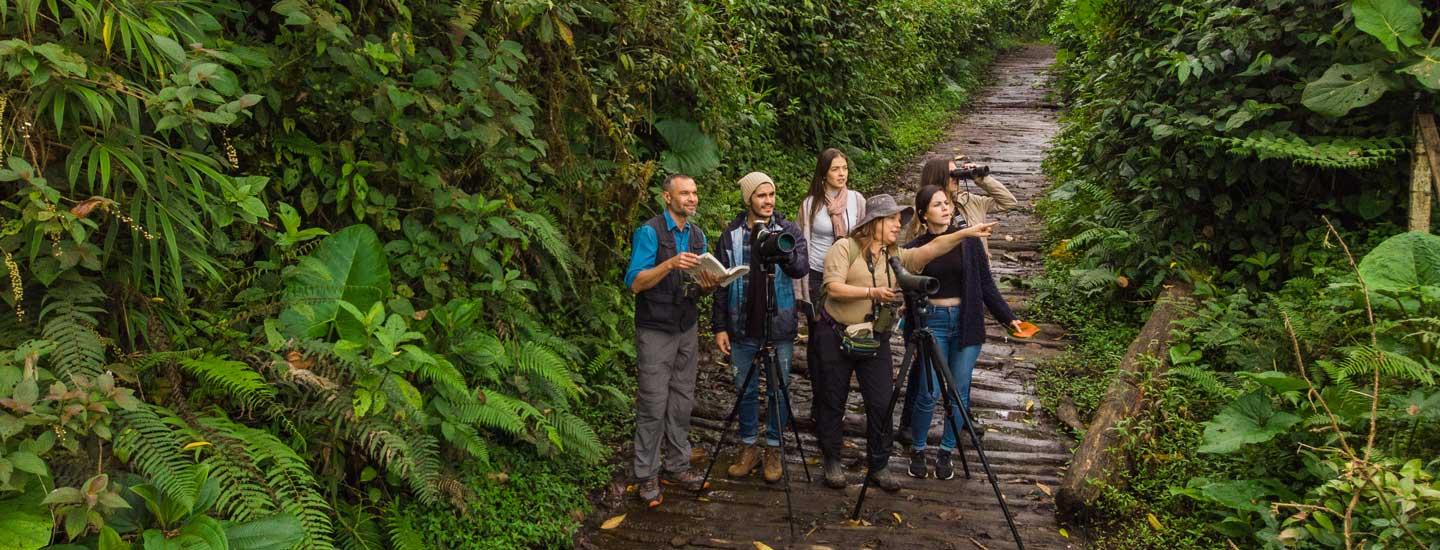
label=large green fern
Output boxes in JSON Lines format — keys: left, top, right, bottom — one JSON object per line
{"left": 39, "top": 280, "right": 107, "bottom": 379}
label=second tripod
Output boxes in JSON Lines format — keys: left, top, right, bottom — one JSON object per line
{"left": 849, "top": 257, "right": 1025, "bottom": 549}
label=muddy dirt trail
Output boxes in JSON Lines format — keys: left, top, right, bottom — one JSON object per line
{"left": 581, "top": 44, "right": 1081, "bottom": 550}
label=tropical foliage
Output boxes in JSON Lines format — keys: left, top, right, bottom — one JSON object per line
{"left": 1036, "top": 0, "right": 1440, "bottom": 548}
{"left": 0, "top": 0, "right": 1037, "bottom": 548}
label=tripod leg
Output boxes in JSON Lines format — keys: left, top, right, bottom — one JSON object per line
{"left": 923, "top": 333, "right": 1025, "bottom": 550}
{"left": 773, "top": 345, "right": 811, "bottom": 482}
{"left": 762, "top": 347, "right": 798, "bottom": 541}
{"left": 698, "top": 354, "right": 762, "bottom": 495}
{"left": 850, "top": 340, "right": 919, "bottom": 522}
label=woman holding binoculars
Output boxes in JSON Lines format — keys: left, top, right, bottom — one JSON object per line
{"left": 811, "top": 194, "right": 996, "bottom": 491}
{"left": 899, "top": 156, "right": 1027, "bottom": 481}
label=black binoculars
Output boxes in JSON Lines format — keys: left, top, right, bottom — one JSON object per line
{"left": 949, "top": 164, "right": 990, "bottom": 180}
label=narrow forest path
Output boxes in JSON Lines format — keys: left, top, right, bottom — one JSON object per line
{"left": 580, "top": 44, "right": 1080, "bottom": 550}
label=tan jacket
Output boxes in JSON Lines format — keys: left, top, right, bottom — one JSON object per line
{"left": 951, "top": 174, "right": 1016, "bottom": 255}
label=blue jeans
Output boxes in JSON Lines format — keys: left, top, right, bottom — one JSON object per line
{"left": 909, "top": 306, "right": 982, "bottom": 452}
{"left": 730, "top": 336, "right": 792, "bottom": 447}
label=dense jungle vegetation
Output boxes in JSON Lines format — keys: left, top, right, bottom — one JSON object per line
{"left": 0, "top": 0, "right": 1043, "bottom": 548}
{"left": 1034, "top": 0, "right": 1440, "bottom": 548}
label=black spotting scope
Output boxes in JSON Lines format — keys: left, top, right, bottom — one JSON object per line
{"left": 889, "top": 256, "right": 939, "bottom": 296}
{"left": 752, "top": 223, "right": 795, "bottom": 263}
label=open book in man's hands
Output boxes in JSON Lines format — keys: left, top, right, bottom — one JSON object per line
{"left": 683, "top": 253, "right": 748, "bottom": 287}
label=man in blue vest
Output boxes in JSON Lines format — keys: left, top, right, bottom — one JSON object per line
{"left": 711, "top": 172, "right": 807, "bottom": 484}
{"left": 625, "top": 173, "right": 719, "bottom": 508}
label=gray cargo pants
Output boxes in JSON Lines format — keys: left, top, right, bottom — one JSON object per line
{"left": 633, "top": 324, "right": 699, "bottom": 480}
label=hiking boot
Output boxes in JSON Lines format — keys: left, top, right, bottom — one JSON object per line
{"left": 727, "top": 444, "right": 761, "bottom": 478}
{"left": 660, "top": 469, "right": 710, "bottom": 491}
{"left": 638, "top": 477, "right": 662, "bottom": 508}
{"left": 822, "top": 457, "right": 846, "bottom": 489}
{"left": 762, "top": 446, "right": 783, "bottom": 483}
{"left": 907, "top": 449, "right": 928, "bottom": 479}
{"left": 868, "top": 468, "right": 902, "bottom": 492}
{"left": 934, "top": 449, "right": 955, "bottom": 480}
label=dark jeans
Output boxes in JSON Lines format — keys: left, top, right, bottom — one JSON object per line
{"left": 811, "top": 320, "right": 894, "bottom": 471}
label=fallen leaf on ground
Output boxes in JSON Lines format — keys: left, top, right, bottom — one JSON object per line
{"left": 1058, "top": 528, "right": 1069, "bottom": 538}
{"left": 600, "top": 514, "right": 626, "bottom": 530}
{"left": 1147, "top": 512, "right": 1163, "bottom": 530}
{"left": 937, "top": 508, "right": 964, "bottom": 521}
{"left": 753, "top": 542, "right": 774, "bottom": 550}
{"left": 1036, "top": 483, "right": 1052, "bottom": 496}
{"left": 1026, "top": 400, "right": 1035, "bottom": 412}
{"left": 892, "top": 512, "right": 903, "bottom": 524}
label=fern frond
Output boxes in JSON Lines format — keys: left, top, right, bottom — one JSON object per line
{"left": 1336, "top": 345, "right": 1434, "bottom": 385}
{"left": 1166, "top": 366, "right": 1238, "bottom": 399}
{"left": 511, "top": 208, "right": 583, "bottom": 282}
{"left": 1214, "top": 132, "right": 1407, "bottom": 170}
{"left": 113, "top": 404, "right": 198, "bottom": 509}
{"left": 177, "top": 355, "right": 280, "bottom": 411}
{"left": 39, "top": 281, "right": 107, "bottom": 379}
{"left": 385, "top": 506, "right": 427, "bottom": 550}
{"left": 191, "top": 413, "right": 336, "bottom": 549}
{"left": 509, "top": 341, "right": 581, "bottom": 399}
{"left": 544, "top": 409, "right": 603, "bottom": 463}
{"left": 334, "top": 503, "right": 385, "bottom": 550}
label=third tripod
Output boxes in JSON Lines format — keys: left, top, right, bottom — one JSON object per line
{"left": 849, "top": 257, "right": 1025, "bottom": 549}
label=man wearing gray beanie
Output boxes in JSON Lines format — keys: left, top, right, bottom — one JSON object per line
{"left": 711, "top": 172, "right": 808, "bottom": 483}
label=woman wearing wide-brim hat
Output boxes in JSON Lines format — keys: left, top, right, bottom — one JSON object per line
{"left": 812, "top": 194, "right": 996, "bottom": 491}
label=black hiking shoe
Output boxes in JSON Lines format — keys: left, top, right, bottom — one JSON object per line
{"left": 822, "top": 457, "right": 846, "bottom": 489}
{"left": 934, "top": 450, "right": 955, "bottom": 480}
{"left": 661, "top": 468, "right": 710, "bottom": 491}
{"left": 907, "top": 449, "right": 928, "bottom": 479}
{"left": 868, "top": 468, "right": 902, "bottom": 492}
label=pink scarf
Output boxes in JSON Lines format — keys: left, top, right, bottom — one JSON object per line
{"left": 826, "top": 192, "right": 848, "bottom": 238}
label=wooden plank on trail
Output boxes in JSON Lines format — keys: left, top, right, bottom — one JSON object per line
{"left": 578, "top": 44, "right": 1085, "bottom": 550}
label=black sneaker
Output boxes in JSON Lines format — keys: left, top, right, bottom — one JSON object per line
{"left": 934, "top": 450, "right": 955, "bottom": 480}
{"left": 907, "top": 449, "right": 928, "bottom": 479}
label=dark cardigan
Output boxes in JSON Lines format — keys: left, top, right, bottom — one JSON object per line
{"left": 902, "top": 229, "right": 1016, "bottom": 347}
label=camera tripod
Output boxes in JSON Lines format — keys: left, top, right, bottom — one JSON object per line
{"left": 849, "top": 288, "right": 1025, "bottom": 550}
{"left": 696, "top": 244, "right": 811, "bottom": 541}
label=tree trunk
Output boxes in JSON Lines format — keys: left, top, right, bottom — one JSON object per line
{"left": 1410, "top": 112, "right": 1434, "bottom": 232}
{"left": 1056, "top": 282, "right": 1194, "bottom": 520}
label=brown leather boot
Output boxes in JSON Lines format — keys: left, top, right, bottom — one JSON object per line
{"left": 727, "top": 444, "right": 761, "bottom": 477}
{"left": 762, "top": 446, "right": 783, "bottom": 483}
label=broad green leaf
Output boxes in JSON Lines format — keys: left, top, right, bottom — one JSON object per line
{"left": 279, "top": 225, "right": 391, "bottom": 341}
{"left": 31, "top": 43, "right": 87, "bottom": 76}
{"left": 1301, "top": 62, "right": 1392, "bottom": 117}
{"left": 1351, "top": 0, "right": 1424, "bottom": 53}
{"left": 8, "top": 451, "right": 46, "bottom": 476}
{"left": 177, "top": 515, "right": 228, "bottom": 550}
{"left": 655, "top": 119, "right": 720, "bottom": 175}
{"left": 1237, "top": 371, "right": 1308, "bottom": 394}
{"left": 1357, "top": 231, "right": 1440, "bottom": 294}
{"left": 1198, "top": 392, "right": 1300, "bottom": 453}
{"left": 98, "top": 526, "right": 131, "bottom": 550}
{"left": 151, "top": 34, "right": 187, "bottom": 64}
{"left": 0, "top": 490, "right": 50, "bottom": 550}
{"left": 1398, "top": 47, "right": 1440, "bottom": 90}
{"left": 224, "top": 513, "right": 304, "bottom": 550}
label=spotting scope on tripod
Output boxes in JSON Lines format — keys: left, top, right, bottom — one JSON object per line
{"left": 848, "top": 256, "right": 1025, "bottom": 549}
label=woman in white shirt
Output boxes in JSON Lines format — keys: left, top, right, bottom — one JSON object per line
{"left": 796, "top": 148, "right": 865, "bottom": 322}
